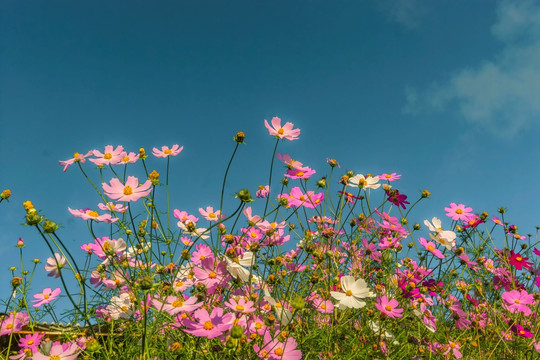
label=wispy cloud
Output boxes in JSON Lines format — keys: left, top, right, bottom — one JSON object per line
{"left": 375, "top": 0, "right": 428, "bottom": 29}
{"left": 404, "top": 1, "right": 540, "bottom": 137}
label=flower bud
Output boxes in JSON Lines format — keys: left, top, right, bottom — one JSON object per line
{"left": 281, "top": 178, "right": 289, "bottom": 186}
{"left": 234, "top": 131, "right": 246, "bottom": 144}
{"left": 43, "top": 220, "right": 59, "bottom": 233}
{"left": 498, "top": 207, "right": 506, "bottom": 214}
{"left": 278, "top": 197, "right": 289, "bottom": 207}
{"left": 291, "top": 296, "right": 305, "bottom": 311}
{"left": 26, "top": 212, "right": 42, "bottom": 226}
{"left": 317, "top": 177, "right": 326, "bottom": 188}
{"left": 85, "top": 338, "right": 101, "bottom": 353}
{"left": 23, "top": 200, "right": 34, "bottom": 211}
{"left": 138, "top": 276, "right": 154, "bottom": 291}
{"left": 148, "top": 170, "right": 160, "bottom": 186}
{"left": 11, "top": 277, "right": 22, "bottom": 288}
{"left": 1, "top": 189, "right": 11, "bottom": 200}
{"left": 413, "top": 223, "right": 421, "bottom": 230}
{"left": 16, "top": 238, "right": 25, "bottom": 248}
{"left": 421, "top": 190, "right": 431, "bottom": 198}
{"left": 231, "top": 325, "right": 244, "bottom": 339}
{"left": 236, "top": 189, "right": 253, "bottom": 203}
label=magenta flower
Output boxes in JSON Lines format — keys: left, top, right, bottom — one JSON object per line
{"left": 375, "top": 296, "right": 404, "bottom": 318}
{"left": 90, "top": 145, "right": 124, "bottom": 166}
{"left": 418, "top": 237, "right": 445, "bottom": 259}
{"left": 378, "top": 172, "right": 402, "bottom": 182}
{"left": 512, "top": 324, "right": 533, "bottom": 338}
{"left": 508, "top": 251, "right": 533, "bottom": 270}
{"left": 386, "top": 189, "right": 410, "bottom": 209}
{"left": 18, "top": 332, "right": 42, "bottom": 353}
{"left": 31, "top": 287, "right": 61, "bottom": 307}
{"left": 182, "top": 307, "right": 234, "bottom": 339}
{"left": 102, "top": 176, "right": 152, "bottom": 202}
{"left": 501, "top": 289, "right": 534, "bottom": 316}
{"left": 284, "top": 167, "right": 316, "bottom": 180}
{"left": 152, "top": 144, "right": 183, "bottom": 158}
{"left": 264, "top": 117, "right": 301, "bottom": 141}
{"left": 444, "top": 203, "right": 475, "bottom": 221}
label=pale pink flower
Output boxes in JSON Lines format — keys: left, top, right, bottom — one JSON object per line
{"left": 152, "top": 295, "right": 202, "bottom": 316}
{"left": 152, "top": 144, "right": 183, "bottom": 158}
{"left": 173, "top": 209, "right": 199, "bottom": 223}
{"left": 97, "top": 202, "right": 128, "bottom": 213}
{"left": 32, "top": 287, "right": 61, "bottom": 307}
{"left": 45, "top": 253, "right": 66, "bottom": 278}
{"left": 107, "top": 293, "right": 134, "bottom": 320}
{"left": 256, "top": 185, "right": 270, "bottom": 198}
{"left": 264, "top": 117, "right": 301, "bottom": 141}
{"left": 68, "top": 207, "right": 118, "bottom": 223}
{"left": 0, "top": 312, "right": 29, "bottom": 336}
{"left": 242, "top": 207, "right": 261, "bottom": 224}
{"left": 224, "top": 297, "right": 257, "bottom": 314}
{"left": 59, "top": 151, "right": 92, "bottom": 172}
{"left": 90, "top": 237, "right": 127, "bottom": 259}
{"left": 501, "top": 289, "right": 534, "bottom": 316}
{"left": 90, "top": 145, "right": 124, "bottom": 166}
{"left": 102, "top": 176, "right": 152, "bottom": 202}
{"left": 285, "top": 167, "right": 316, "bottom": 180}
{"left": 443, "top": 341, "right": 463, "bottom": 359}
{"left": 118, "top": 151, "right": 139, "bottom": 164}
{"left": 198, "top": 206, "right": 223, "bottom": 222}
{"left": 277, "top": 153, "right": 304, "bottom": 168}
{"left": 378, "top": 172, "right": 402, "bottom": 182}
{"left": 32, "top": 341, "right": 82, "bottom": 360}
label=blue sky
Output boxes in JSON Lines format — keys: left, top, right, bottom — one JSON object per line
{"left": 1, "top": 0, "right": 540, "bottom": 304}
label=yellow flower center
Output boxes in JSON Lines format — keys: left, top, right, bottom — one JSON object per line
{"left": 50, "top": 356, "right": 61, "bottom": 360}
{"left": 296, "top": 171, "right": 304, "bottom": 177}
{"left": 208, "top": 212, "right": 216, "bottom": 218}
{"left": 385, "top": 174, "right": 391, "bottom": 179}
{"left": 277, "top": 128, "right": 284, "bottom": 135}
{"left": 236, "top": 304, "right": 245, "bottom": 311}
{"left": 209, "top": 271, "right": 217, "bottom": 279}
{"left": 88, "top": 210, "right": 99, "bottom": 218}
{"left": 122, "top": 156, "right": 130, "bottom": 162}
{"left": 123, "top": 186, "right": 133, "bottom": 195}
{"left": 516, "top": 256, "right": 522, "bottom": 261}
{"left": 385, "top": 305, "right": 393, "bottom": 311}
{"left": 203, "top": 320, "right": 214, "bottom": 330}
{"left": 6, "top": 323, "right": 12, "bottom": 329}
{"left": 172, "top": 299, "right": 184, "bottom": 308}
{"left": 320, "top": 303, "right": 327, "bottom": 309}
{"left": 514, "top": 299, "right": 520, "bottom": 304}
{"left": 176, "top": 281, "right": 184, "bottom": 287}
{"left": 346, "top": 290, "right": 353, "bottom": 296}
{"left": 455, "top": 209, "right": 463, "bottom": 214}
{"left": 427, "top": 245, "right": 435, "bottom": 252}
{"left": 250, "top": 232, "right": 258, "bottom": 238}
{"left": 103, "top": 241, "right": 111, "bottom": 251}
{"left": 359, "top": 179, "right": 368, "bottom": 187}
{"left": 299, "top": 195, "right": 305, "bottom": 201}
{"left": 44, "top": 293, "right": 50, "bottom": 299}
{"left": 27, "top": 339, "right": 34, "bottom": 345}
{"left": 255, "top": 322, "right": 262, "bottom": 330}
{"left": 104, "top": 153, "right": 112, "bottom": 160}
{"left": 275, "top": 347, "right": 284, "bottom": 356}
{"left": 164, "top": 149, "right": 172, "bottom": 155}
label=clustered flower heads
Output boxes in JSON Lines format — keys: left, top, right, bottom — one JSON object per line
{"left": 1, "top": 118, "right": 539, "bottom": 360}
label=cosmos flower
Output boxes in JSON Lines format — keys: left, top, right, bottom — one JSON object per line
{"left": 31, "top": 288, "right": 61, "bottom": 307}
{"left": 418, "top": 237, "right": 445, "bottom": 259}
{"left": 102, "top": 176, "right": 152, "bottom": 202}
{"left": 444, "top": 203, "right": 475, "bottom": 222}
{"left": 330, "top": 275, "right": 375, "bottom": 309}
{"left": 348, "top": 174, "right": 380, "bottom": 190}
{"left": 45, "top": 253, "right": 67, "bottom": 278}
{"left": 59, "top": 151, "right": 92, "bottom": 172}
{"left": 90, "top": 145, "right": 125, "bottom": 166}
{"left": 182, "top": 307, "right": 234, "bottom": 339}
{"left": 152, "top": 144, "right": 184, "bottom": 158}
{"left": 375, "top": 296, "right": 404, "bottom": 318}
{"left": 264, "top": 117, "right": 301, "bottom": 141}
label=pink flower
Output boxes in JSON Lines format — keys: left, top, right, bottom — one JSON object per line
{"left": 443, "top": 341, "right": 463, "bottom": 359}
{"left": 378, "top": 172, "right": 402, "bottom": 182}
{"left": 256, "top": 185, "right": 270, "bottom": 198}
{"left": 90, "top": 145, "right": 124, "bottom": 166}
{"left": 97, "top": 202, "right": 128, "bottom": 213}
{"left": 375, "top": 296, "right": 403, "bottom": 318}
{"left": 285, "top": 167, "right": 316, "bottom": 180}
{"left": 0, "top": 312, "right": 29, "bottom": 336}
{"left": 199, "top": 206, "right": 223, "bottom": 222}
{"left": 224, "top": 297, "right": 257, "bottom": 314}
{"left": 18, "top": 332, "right": 42, "bottom": 353}
{"left": 264, "top": 117, "right": 300, "bottom": 141}
{"left": 173, "top": 209, "right": 199, "bottom": 224}
{"left": 45, "top": 253, "right": 67, "bottom": 278}
{"left": 418, "top": 237, "right": 445, "bottom": 259}
{"left": 31, "top": 288, "right": 61, "bottom": 307}
{"left": 118, "top": 151, "right": 139, "bottom": 164}
{"left": 444, "top": 203, "right": 475, "bottom": 221}
{"left": 90, "top": 237, "right": 127, "bottom": 259}
{"left": 102, "top": 176, "right": 152, "bottom": 202}
{"left": 59, "top": 151, "right": 92, "bottom": 172}
{"left": 501, "top": 289, "right": 534, "bottom": 316}
{"left": 68, "top": 207, "right": 118, "bottom": 223}
{"left": 152, "top": 144, "right": 183, "bottom": 158}
{"left": 152, "top": 295, "right": 202, "bottom": 316}
{"left": 279, "top": 187, "right": 324, "bottom": 209}
{"left": 253, "top": 331, "right": 302, "bottom": 360}
{"left": 182, "top": 307, "right": 234, "bottom": 339}
{"left": 277, "top": 153, "right": 304, "bottom": 168}
{"left": 32, "top": 341, "right": 83, "bottom": 360}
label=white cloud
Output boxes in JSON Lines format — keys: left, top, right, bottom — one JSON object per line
{"left": 404, "top": 1, "right": 540, "bottom": 137}
{"left": 376, "top": 0, "right": 427, "bottom": 29}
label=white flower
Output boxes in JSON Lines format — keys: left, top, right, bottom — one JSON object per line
{"left": 330, "top": 276, "right": 375, "bottom": 309}
{"left": 224, "top": 252, "right": 255, "bottom": 282}
{"left": 107, "top": 293, "right": 134, "bottom": 320}
{"left": 424, "top": 217, "right": 456, "bottom": 250}
{"left": 369, "top": 320, "right": 400, "bottom": 344}
{"left": 348, "top": 174, "right": 380, "bottom": 190}
{"left": 177, "top": 221, "right": 209, "bottom": 239}
{"left": 264, "top": 295, "right": 293, "bottom": 326}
